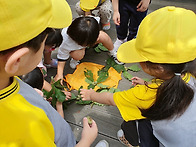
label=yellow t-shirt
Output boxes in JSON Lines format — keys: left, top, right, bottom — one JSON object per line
{"left": 0, "top": 77, "right": 76, "bottom": 146}
{"left": 0, "top": 78, "right": 55, "bottom": 146}
{"left": 113, "top": 73, "right": 192, "bottom": 122}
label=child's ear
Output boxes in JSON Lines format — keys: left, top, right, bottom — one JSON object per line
{"left": 5, "top": 47, "right": 29, "bottom": 74}
{"left": 155, "top": 65, "right": 164, "bottom": 74}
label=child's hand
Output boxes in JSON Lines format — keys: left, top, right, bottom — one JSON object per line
{"left": 80, "top": 89, "right": 95, "bottom": 101}
{"left": 63, "top": 90, "right": 71, "bottom": 100}
{"left": 54, "top": 74, "right": 63, "bottom": 85}
{"left": 113, "top": 11, "right": 120, "bottom": 25}
{"left": 137, "top": 0, "right": 150, "bottom": 12}
{"left": 80, "top": 117, "right": 98, "bottom": 145}
{"left": 34, "top": 88, "right": 43, "bottom": 96}
{"left": 131, "top": 77, "right": 145, "bottom": 86}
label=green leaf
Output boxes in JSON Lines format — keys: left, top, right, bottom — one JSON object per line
{"left": 96, "top": 71, "right": 109, "bottom": 83}
{"left": 76, "top": 100, "right": 92, "bottom": 105}
{"left": 85, "top": 78, "right": 94, "bottom": 84}
{"left": 99, "top": 89, "right": 108, "bottom": 93}
{"left": 53, "top": 79, "right": 67, "bottom": 90}
{"left": 96, "top": 87, "right": 109, "bottom": 93}
{"left": 87, "top": 116, "right": 93, "bottom": 125}
{"left": 43, "top": 87, "right": 54, "bottom": 99}
{"left": 71, "top": 93, "right": 77, "bottom": 99}
{"left": 142, "top": 78, "right": 150, "bottom": 82}
{"left": 130, "top": 85, "right": 134, "bottom": 89}
{"left": 92, "top": 102, "right": 104, "bottom": 106}
{"left": 114, "top": 88, "right": 121, "bottom": 93}
{"left": 97, "top": 83, "right": 109, "bottom": 88}
{"left": 78, "top": 86, "right": 83, "bottom": 93}
{"left": 98, "top": 65, "right": 110, "bottom": 75}
{"left": 113, "top": 64, "right": 126, "bottom": 73}
{"left": 123, "top": 71, "right": 133, "bottom": 81}
{"left": 54, "top": 87, "right": 66, "bottom": 102}
{"left": 109, "top": 87, "right": 115, "bottom": 93}
{"left": 84, "top": 69, "right": 94, "bottom": 82}
{"left": 98, "top": 43, "right": 108, "bottom": 51}
{"left": 88, "top": 84, "right": 96, "bottom": 89}
{"left": 94, "top": 47, "right": 101, "bottom": 53}
{"left": 106, "top": 57, "right": 116, "bottom": 67}
{"left": 127, "top": 64, "right": 141, "bottom": 72}
{"left": 51, "top": 95, "right": 57, "bottom": 108}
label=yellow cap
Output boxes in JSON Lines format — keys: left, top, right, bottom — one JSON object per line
{"left": 117, "top": 6, "right": 196, "bottom": 64}
{"left": 80, "top": 0, "right": 99, "bottom": 11}
{"left": 0, "top": 0, "right": 72, "bottom": 51}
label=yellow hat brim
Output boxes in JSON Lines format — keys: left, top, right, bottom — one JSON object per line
{"left": 80, "top": 0, "right": 99, "bottom": 10}
{"left": 117, "top": 39, "right": 148, "bottom": 63}
{"left": 0, "top": 0, "right": 72, "bottom": 51}
{"left": 49, "top": 0, "right": 72, "bottom": 28}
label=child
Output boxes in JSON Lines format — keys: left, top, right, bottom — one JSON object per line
{"left": 21, "top": 67, "right": 109, "bottom": 147}
{"left": 54, "top": 16, "right": 115, "bottom": 82}
{"left": 112, "top": 0, "right": 151, "bottom": 145}
{"left": 21, "top": 67, "right": 71, "bottom": 117}
{"left": 75, "top": 0, "right": 112, "bottom": 30}
{"left": 43, "top": 29, "right": 63, "bottom": 68}
{"left": 112, "top": 0, "right": 150, "bottom": 52}
{"left": 80, "top": 6, "right": 196, "bottom": 146}
{"left": 0, "top": 0, "right": 98, "bottom": 146}
{"left": 22, "top": 67, "right": 44, "bottom": 90}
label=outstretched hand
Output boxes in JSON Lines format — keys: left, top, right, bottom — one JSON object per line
{"left": 80, "top": 88, "right": 95, "bottom": 101}
{"left": 54, "top": 74, "right": 64, "bottom": 85}
{"left": 131, "top": 77, "right": 145, "bottom": 86}
{"left": 63, "top": 90, "right": 71, "bottom": 100}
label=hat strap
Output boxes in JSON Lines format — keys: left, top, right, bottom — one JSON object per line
{"left": 174, "top": 73, "right": 181, "bottom": 76}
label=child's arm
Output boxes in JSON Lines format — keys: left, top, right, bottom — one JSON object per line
{"left": 75, "top": 117, "right": 98, "bottom": 147}
{"left": 56, "top": 90, "right": 71, "bottom": 118}
{"left": 96, "top": 31, "right": 114, "bottom": 51}
{"left": 54, "top": 61, "right": 66, "bottom": 83}
{"left": 56, "top": 101, "right": 64, "bottom": 118}
{"left": 43, "top": 80, "right": 52, "bottom": 92}
{"left": 80, "top": 89, "right": 116, "bottom": 106}
{"left": 137, "top": 0, "right": 150, "bottom": 12}
{"left": 112, "top": 0, "right": 120, "bottom": 25}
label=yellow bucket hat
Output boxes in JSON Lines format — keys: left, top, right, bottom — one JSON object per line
{"left": 117, "top": 6, "right": 196, "bottom": 64}
{"left": 0, "top": 0, "right": 72, "bottom": 51}
{"left": 80, "top": 0, "right": 99, "bottom": 10}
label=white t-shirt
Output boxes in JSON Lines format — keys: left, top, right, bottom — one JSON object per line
{"left": 57, "top": 27, "right": 84, "bottom": 60}
{"left": 57, "top": 16, "right": 100, "bottom": 60}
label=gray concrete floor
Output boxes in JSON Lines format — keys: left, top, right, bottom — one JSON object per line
{"left": 47, "top": 0, "right": 196, "bottom": 146}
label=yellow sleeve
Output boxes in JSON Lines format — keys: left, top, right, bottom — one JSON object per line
{"left": 113, "top": 84, "right": 157, "bottom": 121}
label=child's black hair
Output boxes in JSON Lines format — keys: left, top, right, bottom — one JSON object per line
{"left": 45, "top": 29, "right": 63, "bottom": 48}
{"left": 67, "top": 16, "right": 100, "bottom": 47}
{"left": 22, "top": 67, "right": 44, "bottom": 90}
{"left": 141, "top": 59, "right": 196, "bottom": 120}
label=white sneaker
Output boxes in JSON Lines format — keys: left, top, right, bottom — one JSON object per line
{"left": 108, "top": 51, "right": 124, "bottom": 65}
{"left": 113, "top": 38, "right": 127, "bottom": 53}
{"left": 69, "top": 58, "right": 80, "bottom": 69}
{"left": 95, "top": 140, "right": 109, "bottom": 147}
{"left": 117, "top": 129, "right": 132, "bottom": 147}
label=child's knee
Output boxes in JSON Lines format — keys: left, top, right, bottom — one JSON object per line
{"left": 70, "top": 49, "right": 85, "bottom": 60}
